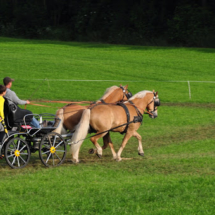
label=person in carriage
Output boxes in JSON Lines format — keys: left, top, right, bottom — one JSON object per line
{"left": 3, "top": 77, "right": 41, "bottom": 128}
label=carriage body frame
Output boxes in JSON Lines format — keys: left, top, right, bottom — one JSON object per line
{"left": 0, "top": 103, "right": 69, "bottom": 169}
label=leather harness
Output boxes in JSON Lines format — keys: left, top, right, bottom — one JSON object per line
{"left": 88, "top": 101, "right": 143, "bottom": 135}
{"left": 117, "top": 102, "right": 130, "bottom": 134}
{"left": 117, "top": 101, "right": 143, "bottom": 134}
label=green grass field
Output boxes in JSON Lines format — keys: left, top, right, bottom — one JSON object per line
{"left": 0, "top": 37, "right": 215, "bottom": 215}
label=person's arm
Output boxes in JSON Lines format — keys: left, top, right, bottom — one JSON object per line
{"left": 8, "top": 90, "right": 28, "bottom": 105}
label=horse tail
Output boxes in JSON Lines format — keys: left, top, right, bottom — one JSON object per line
{"left": 53, "top": 108, "right": 67, "bottom": 134}
{"left": 70, "top": 109, "right": 91, "bottom": 163}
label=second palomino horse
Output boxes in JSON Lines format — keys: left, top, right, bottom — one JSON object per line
{"left": 70, "top": 90, "right": 160, "bottom": 163}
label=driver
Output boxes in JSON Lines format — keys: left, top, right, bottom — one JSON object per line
{"left": 3, "top": 77, "right": 40, "bottom": 128}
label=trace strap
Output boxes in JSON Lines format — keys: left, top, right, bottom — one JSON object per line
{"left": 71, "top": 120, "right": 140, "bottom": 145}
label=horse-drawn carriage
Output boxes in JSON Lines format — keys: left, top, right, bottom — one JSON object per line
{"left": 0, "top": 85, "right": 133, "bottom": 169}
{"left": 0, "top": 85, "right": 160, "bottom": 168}
{"left": 0, "top": 98, "right": 68, "bottom": 169}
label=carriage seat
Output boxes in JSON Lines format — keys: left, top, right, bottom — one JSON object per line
{"left": 4, "top": 98, "right": 33, "bottom": 129}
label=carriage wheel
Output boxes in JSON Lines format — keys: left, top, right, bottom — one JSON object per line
{"left": 5, "top": 137, "right": 31, "bottom": 169}
{"left": 39, "top": 132, "right": 67, "bottom": 167}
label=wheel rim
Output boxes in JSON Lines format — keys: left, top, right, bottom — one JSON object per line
{"left": 39, "top": 132, "right": 66, "bottom": 167}
{"left": 5, "top": 137, "right": 30, "bottom": 169}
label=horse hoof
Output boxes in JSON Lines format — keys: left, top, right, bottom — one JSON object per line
{"left": 96, "top": 153, "right": 102, "bottom": 158}
{"left": 138, "top": 152, "right": 144, "bottom": 157}
{"left": 70, "top": 159, "right": 80, "bottom": 164}
{"left": 88, "top": 148, "right": 95, "bottom": 154}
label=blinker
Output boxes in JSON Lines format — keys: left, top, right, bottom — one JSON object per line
{"left": 126, "top": 92, "right": 132, "bottom": 99}
{"left": 154, "top": 98, "right": 160, "bottom": 107}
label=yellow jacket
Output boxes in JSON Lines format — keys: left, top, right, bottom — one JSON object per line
{"left": 0, "top": 96, "right": 5, "bottom": 119}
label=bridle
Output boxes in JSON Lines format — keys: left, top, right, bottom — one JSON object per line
{"left": 120, "top": 86, "right": 132, "bottom": 101}
{"left": 145, "top": 92, "right": 160, "bottom": 118}
{"left": 99, "top": 86, "right": 132, "bottom": 104}
{"left": 124, "top": 92, "right": 160, "bottom": 120}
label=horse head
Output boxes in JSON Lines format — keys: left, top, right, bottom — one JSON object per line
{"left": 146, "top": 91, "right": 160, "bottom": 119}
{"left": 119, "top": 84, "right": 132, "bottom": 101}
{"left": 99, "top": 85, "right": 132, "bottom": 103}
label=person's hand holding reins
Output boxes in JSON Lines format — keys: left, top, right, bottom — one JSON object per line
{"left": 24, "top": 100, "right": 30, "bottom": 109}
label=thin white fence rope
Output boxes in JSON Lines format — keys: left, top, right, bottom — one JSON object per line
{"left": 21, "top": 79, "right": 215, "bottom": 83}
{"left": 20, "top": 79, "right": 215, "bottom": 99}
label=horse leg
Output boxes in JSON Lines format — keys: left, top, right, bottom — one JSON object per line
{"left": 133, "top": 131, "right": 144, "bottom": 156}
{"left": 116, "top": 132, "right": 132, "bottom": 161}
{"left": 53, "top": 108, "right": 67, "bottom": 134}
{"left": 109, "top": 142, "right": 117, "bottom": 160}
{"left": 70, "top": 109, "right": 91, "bottom": 163}
{"left": 70, "top": 142, "right": 81, "bottom": 163}
{"left": 89, "top": 132, "right": 117, "bottom": 159}
{"left": 90, "top": 132, "right": 108, "bottom": 158}
{"left": 102, "top": 132, "right": 110, "bottom": 150}
{"left": 103, "top": 133, "right": 117, "bottom": 159}
{"left": 89, "top": 132, "right": 109, "bottom": 154}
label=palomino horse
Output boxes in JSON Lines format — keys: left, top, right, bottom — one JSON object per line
{"left": 53, "top": 85, "right": 132, "bottom": 135}
{"left": 70, "top": 90, "right": 160, "bottom": 163}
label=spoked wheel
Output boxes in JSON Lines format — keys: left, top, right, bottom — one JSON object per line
{"left": 39, "top": 132, "right": 67, "bottom": 167}
{"left": 5, "top": 137, "right": 31, "bottom": 169}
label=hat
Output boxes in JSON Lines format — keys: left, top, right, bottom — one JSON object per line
{"left": 3, "top": 77, "right": 14, "bottom": 86}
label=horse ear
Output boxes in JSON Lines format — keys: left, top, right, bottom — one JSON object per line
{"left": 153, "top": 90, "right": 155, "bottom": 93}
{"left": 120, "top": 84, "right": 122, "bottom": 87}
{"left": 124, "top": 84, "right": 128, "bottom": 89}
{"left": 155, "top": 91, "right": 158, "bottom": 96}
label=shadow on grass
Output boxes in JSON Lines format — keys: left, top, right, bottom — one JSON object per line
{"left": 1, "top": 37, "right": 215, "bottom": 53}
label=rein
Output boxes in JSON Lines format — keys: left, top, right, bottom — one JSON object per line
{"left": 25, "top": 86, "right": 138, "bottom": 118}
{"left": 41, "top": 100, "right": 91, "bottom": 104}
{"left": 26, "top": 85, "right": 131, "bottom": 111}
{"left": 27, "top": 100, "right": 92, "bottom": 109}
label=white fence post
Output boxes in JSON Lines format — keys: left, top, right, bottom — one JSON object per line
{"left": 188, "top": 81, "right": 191, "bottom": 99}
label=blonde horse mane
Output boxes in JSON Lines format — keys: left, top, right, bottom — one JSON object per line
{"left": 126, "top": 90, "right": 152, "bottom": 102}
{"left": 98, "top": 86, "right": 119, "bottom": 101}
